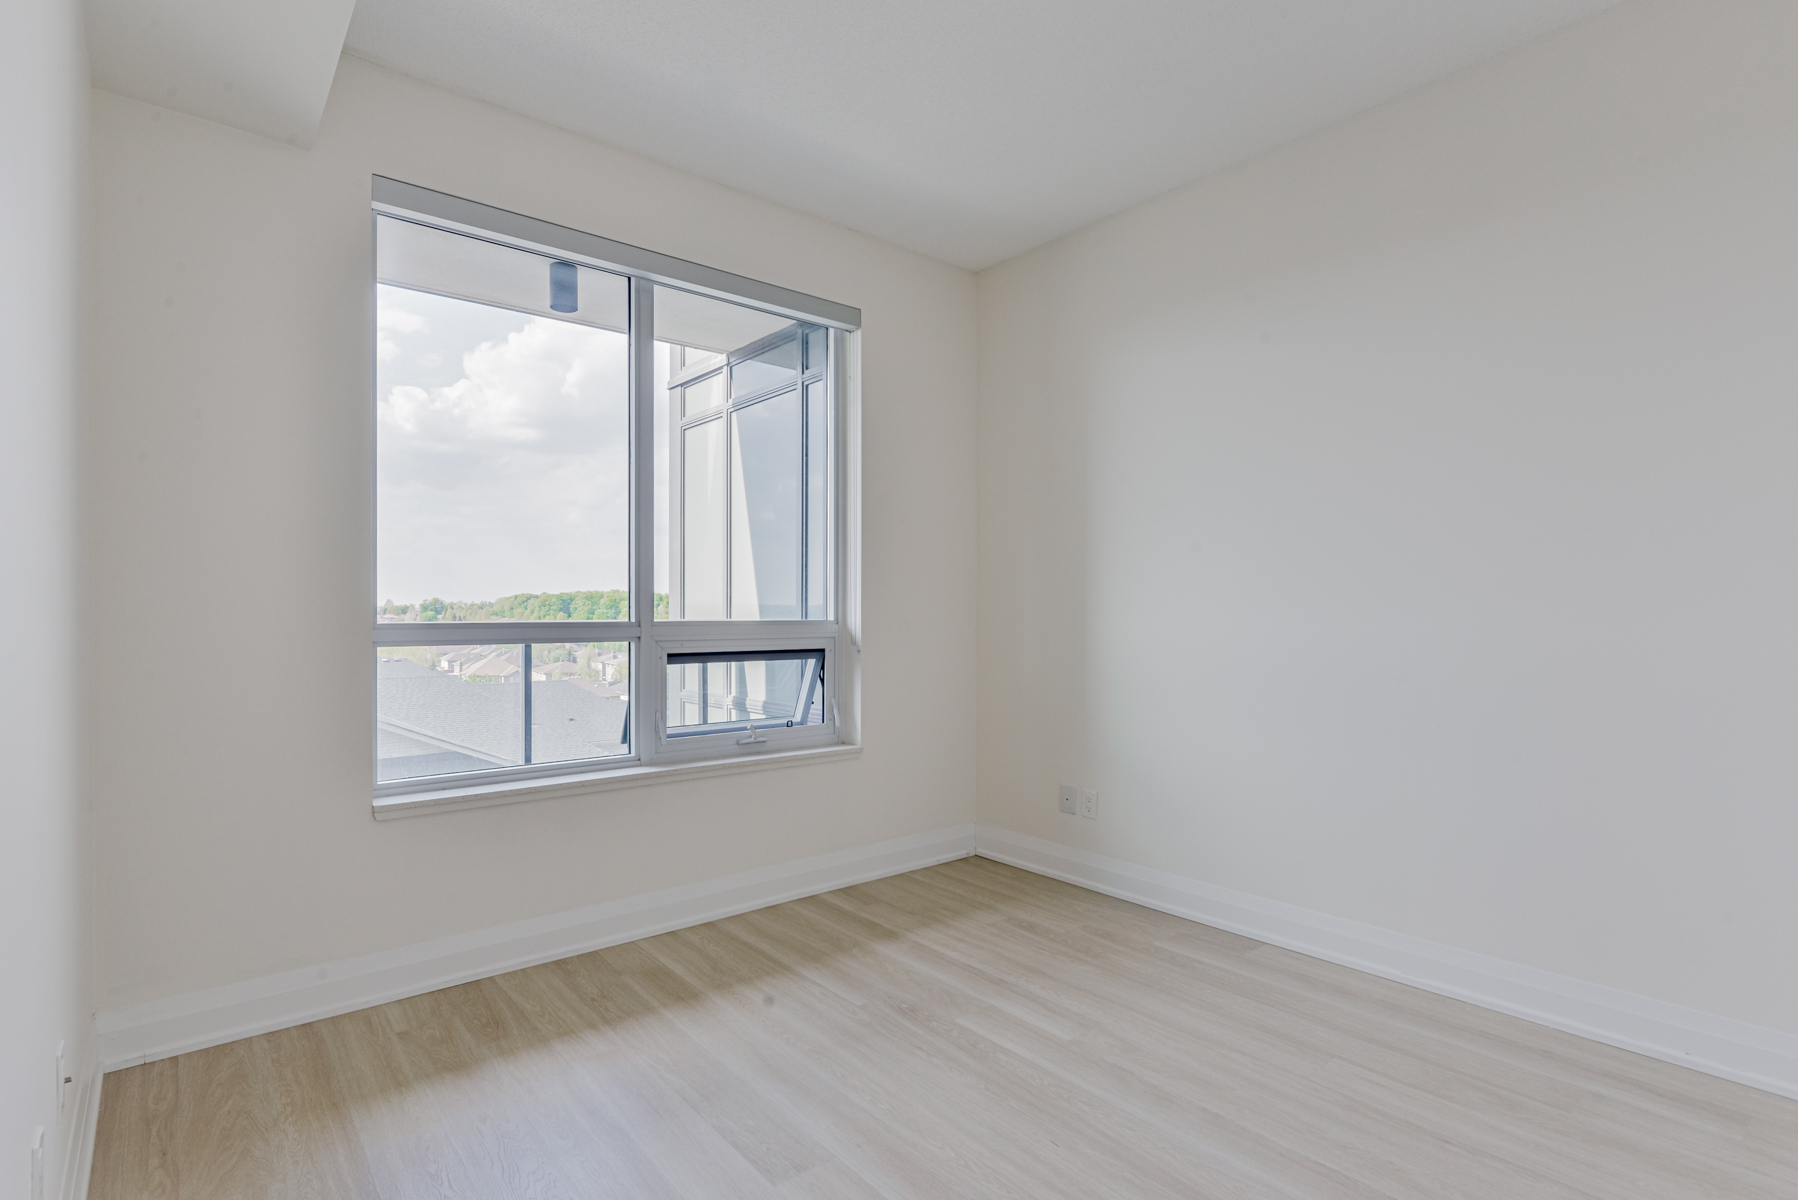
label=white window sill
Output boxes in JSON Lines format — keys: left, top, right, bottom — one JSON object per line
{"left": 372, "top": 742, "right": 863, "bottom": 820}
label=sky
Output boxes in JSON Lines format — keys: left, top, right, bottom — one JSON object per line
{"left": 376, "top": 284, "right": 670, "bottom": 607}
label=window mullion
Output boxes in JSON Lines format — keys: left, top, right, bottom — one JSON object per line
{"left": 631, "top": 276, "right": 660, "bottom": 764}
{"left": 372, "top": 621, "right": 638, "bottom": 647}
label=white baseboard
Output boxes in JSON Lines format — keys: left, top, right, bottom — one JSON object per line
{"left": 972, "top": 825, "right": 1798, "bottom": 1102}
{"left": 91, "top": 819, "right": 1798, "bottom": 1109}
{"left": 62, "top": 1064, "right": 101, "bottom": 1200}
{"left": 95, "top": 825, "right": 978, "bottom": 1071}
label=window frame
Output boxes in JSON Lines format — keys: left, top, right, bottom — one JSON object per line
{"left": 369, "top": 178, "right": 860, "bottom": 807}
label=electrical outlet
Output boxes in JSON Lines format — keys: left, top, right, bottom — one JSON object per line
{"left": 1058, "top": 784, "right": 1077, "bottom": 815}
{"left": 1080, "top": 788, "right": 1098, "bottom": 819}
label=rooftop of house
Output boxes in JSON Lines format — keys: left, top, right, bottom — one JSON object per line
{"left": 377, "top": 656, "right": 629, "bottom": 782}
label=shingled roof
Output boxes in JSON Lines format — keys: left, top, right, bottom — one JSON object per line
{"left": 377, "top": 657, "right": 628, "bottom": 782}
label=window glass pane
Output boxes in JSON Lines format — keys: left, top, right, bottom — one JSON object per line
{"left": 730, "top": 391, "right": 802, "bottom": 620}
{"left": 657, "top": 285, "right": 791, "bottom": 623}
{"left": 377, "top": 646, "right": 524, "bottom": 781}
{"left": 682, "top": 418, "right": 727, "bottom": 619}
{"left": 529, "top": 642, "right": 631, "bottom": 763}
{"left": 680, "top": 371, "right": 724, "bottom": 417}
{"left": 804, "top": 326, "right": 827, "bottom": 373}
{"left": 731, "top": 336, "right": 799, "bottom": 399}
{"left": 805, "top": 380, "right": 828, "bottom": 619}
{"left": 376, "top": 223, "right": 631, "bottom": 623}
{"left": 681, "top": 345, "right": 725, "bottom": 374}
{"left": 665, "top": 651, "right": 825, "bottom": 735}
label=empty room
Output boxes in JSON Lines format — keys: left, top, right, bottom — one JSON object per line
{"left": 7, "top": 0, "right": 1798, "bottom": 1195}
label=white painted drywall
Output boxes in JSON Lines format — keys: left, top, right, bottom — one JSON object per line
{"left": 86, "top": 55, "right": 977, "bottom": 1015}
{"left": 346, "top": 0, "right": 1621, "bottom": 270}
{"left": 977, "top": 0, "right": 1798, "bottom": 1037}
{"left": 2, "top": 0, "right": 90, "bottom": 1194}
{"left": 85, "top": 0, "right": 357, "bottom": 147}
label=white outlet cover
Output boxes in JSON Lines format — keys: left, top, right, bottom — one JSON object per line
{"left": 1081, "top": 789, "right": 1098, "bottom": 819}
{"left": 1058, "top": 784, "right": 1078, "bottom": 815}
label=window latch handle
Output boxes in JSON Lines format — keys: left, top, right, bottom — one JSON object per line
{"left": 737, "top": 723, "right": 768, "bottom": 745}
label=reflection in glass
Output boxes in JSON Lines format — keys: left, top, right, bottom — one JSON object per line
{"left": 681, "top": 371, "right": 724, "bottom": 417}
{"left": 682, "top": 419, "right": 727, "bottom": 619}
{"left": 805, "top": 380, "right": 828, "bottom": 619}
{"left": 685, "top": 349, "right": 725, "bottom": 374}
{"left": 731, "top": 335, "right": 799, "bottom": 399}
{"left": 655, "top": 342, "right": 670, "bottom": 604}
{"left": 666, "top": 651, "right": 825, "bottom": 735}
{"left": 729, "top": 391, "right": 802, "bottom": 620}
{"left": 655, "top": 286, "right": 791, "bottom": 363}
{"left": 655, "top": 280, "right": 829, "bottom": 624}
{"left": 377, "top": 646, "right": 525, "bottom": 781}
{"left": 529, "top": 642, "right": 631, "bottom": 764}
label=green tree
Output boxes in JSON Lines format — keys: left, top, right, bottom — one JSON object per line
{"left": 381, "top": 591, "right": 668, "bottom": 623}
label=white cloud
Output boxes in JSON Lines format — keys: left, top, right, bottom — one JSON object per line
{"left": 375, "top": 288, "right": 632, "bottom": 603}
{"left": 376, "top": 302, "right": 427, "bottom": 362}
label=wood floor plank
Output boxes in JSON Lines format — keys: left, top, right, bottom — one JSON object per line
{"left": 490, "top": 965, "right": 793, "bottom": 1200}
{"left": 587, "top": 938, "right": 985, "bottom": 1199}
{"left": 809, "top": 879, "right": 1588, "bottom": 1200}
{"left": 315, "top": 1004, "right": 485, "bottom": 1200}
{"left": 380, "top": 983, "right": 610, "bottom": 1200}
{"left": 863, "top": 882, "right": 1764, "bottom": 1199}
{"left": 718, "top": 905, "right": 1376, "bottom": 1200}
{"left": 610, "top": 932, "right": 1088, "bottom": 1199}
{"left": 88, "top": 856, "right": 1798, "bottom": 1199}
{"left": 651, "top": 923, "right": 1217, "bottom": 1199}
{"left": 89, "top": 1056, "right": 179, "bottom": 1200}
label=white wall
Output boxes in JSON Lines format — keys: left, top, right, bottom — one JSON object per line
{"left": 977, "top": 0, "right": 1798, "bottom": 1037}
{"left": 1, "top": 0, "right": 89, "bottom": 1195}
{"left": 87, "top": 55, "right": 977, "bottom": 1015}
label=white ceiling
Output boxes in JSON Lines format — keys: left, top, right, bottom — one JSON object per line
{"left": 86, "top": 0, "right": 356, "bottom": 146}
{"left": 344, "top": 0, "right": 1619, "bottom": 268}
{"left": 89, "top": 0, "right": 1621, "bottom": 268}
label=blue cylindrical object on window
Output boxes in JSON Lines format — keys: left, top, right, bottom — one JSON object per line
{"left": 550, "top": 261, "right": 578, "bottom": 313}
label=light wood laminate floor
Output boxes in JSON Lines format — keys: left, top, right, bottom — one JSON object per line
{"left": 91, "top": 857, "right": 1798, "bottom": 1199}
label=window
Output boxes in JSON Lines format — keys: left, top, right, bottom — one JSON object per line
{"left": 371, "top": 178, "right": 857, "bottom": 801}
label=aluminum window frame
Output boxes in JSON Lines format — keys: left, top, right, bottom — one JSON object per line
{"left": 371, "top": 179, "right": 859, "bottom": 804}
{"left": 662, "top": 648, "right": 827, "bottom": 737}
{"left": 648, "top": 636, "right": 839, "bottom": 761}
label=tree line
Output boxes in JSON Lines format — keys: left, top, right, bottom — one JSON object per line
{"left": 380, "top": 590, "right": 669, "bottom": 622}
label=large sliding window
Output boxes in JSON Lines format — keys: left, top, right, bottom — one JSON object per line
{"left": 372, "top": 178, "right": 856, "bottom": 800}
